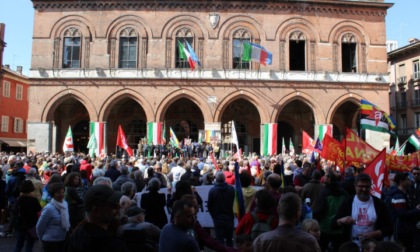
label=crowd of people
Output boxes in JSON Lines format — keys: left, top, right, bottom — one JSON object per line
{"left": 0, "top": 150, "right": 419, "bottom": 252}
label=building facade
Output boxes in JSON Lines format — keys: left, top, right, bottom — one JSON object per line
{"left": 0, "top": 65, "right": 29, "bottom": 152}
{"left": 28, "top": 0, "right": 393, "bottom": 154}
{"left": 388, "top": 38, "right": 420, "bottom": 153}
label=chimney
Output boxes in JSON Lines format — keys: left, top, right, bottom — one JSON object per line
{"left": 4, "top": 64, "right": 9, "bottom": 69}
{"left": 409, "top": 38, "right": 419, "bottom": 44}
{"left": 16, "top": 66, "right": 22, "bottom": 74}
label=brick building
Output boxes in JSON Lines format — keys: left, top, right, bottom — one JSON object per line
{"left": 0, "top": 65, "right": 29, "bottom": 152}
{"left": 388, "top": 38, "right": 420, "bottom": 153}
{"left": 28, "top": 0, "right": 393, "bottom": 154}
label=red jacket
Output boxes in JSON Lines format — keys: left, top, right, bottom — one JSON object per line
{"left": 224, "top": 171, "right": 235, "bottom": 185}
{"left": 235, "top": 211, "right": 278, "bottom": 235}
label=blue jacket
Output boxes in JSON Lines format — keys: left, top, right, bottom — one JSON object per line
{"left": 36, "top": 201, "right": 68, "bottom": 241}
{"left": 207, "top": 182, "right": 235, "bottom": 223}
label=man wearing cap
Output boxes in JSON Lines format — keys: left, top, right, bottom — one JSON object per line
{"left": 64, "top": 185, "right": 128, "bottom": 252}
{"left": 117, "top": 206, "right": 161, "bottom": 252}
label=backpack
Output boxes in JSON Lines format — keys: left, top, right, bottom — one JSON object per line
{"left": 250, "top": 212, "right": 274, "bottom": 240}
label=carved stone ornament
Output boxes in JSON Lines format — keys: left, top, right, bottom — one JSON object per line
{"left": 209, "top": 13, "right": 220, "bottom": 29}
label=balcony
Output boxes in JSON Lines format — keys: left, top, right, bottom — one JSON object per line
{"left": 398, "top": 76, "right": 407, "bottom": 84}
{"left": 413, "top": 98, "right": 420, "bottom": 107}
{"left": 413, "top": 72, "right": 420, "bottom": 84}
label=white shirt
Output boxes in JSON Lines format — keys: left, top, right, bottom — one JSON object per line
{"left": 351, "top": 195, "right": 377, "bottom": 247}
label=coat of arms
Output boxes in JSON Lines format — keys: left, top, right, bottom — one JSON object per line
{"left": 209, "top": 13, "right": 220, "bottom": 29}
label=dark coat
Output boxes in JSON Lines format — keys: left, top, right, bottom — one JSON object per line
{"left": 140, "top": 191, "right": 167, "bottom": 229}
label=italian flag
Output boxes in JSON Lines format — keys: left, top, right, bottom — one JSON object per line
{"left": 178, "top": 41, "right": 195, "bottom": 71}
{"left": 281, "top": 137, "right": 286, "bottom": 155}
{"left": 318, "top": 124, "right": 332, "bottom": 142}
{"left": 289, "top": 137, "right": 295, "bottom": 155}
{"left": 261, "top": 123, "right": 278, "bottom": 156}
{"left": 147, "top": 122, "right": 163, "bottom": 145}
{"left": 62, "top": 126, "right": 74, "bottom": 153}
{"left": 242, "top": 42, "right": 272, "bottom": 66}
{"left": 89, "top": 122, "right": 106, "bottom": 158}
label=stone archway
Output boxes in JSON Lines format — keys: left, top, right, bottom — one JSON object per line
{"left": 52, "top": 97, "right": 90, "bottom": 153}
{"left": 277, "top": 100, "right": 315, "bottom": 154}
{"left": 220, "top": 98, "right": 261, "bottom": 154}
{"left": 105, "top": 98, "right": 147, "bottom": 154}
{"left": 163, "top": 98, "right": 204, "bottom": 142}
{"left": 331, "top": 100, "right": 360, "bottom": 141}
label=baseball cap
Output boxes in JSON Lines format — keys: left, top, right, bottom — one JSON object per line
{"left": 84, "top": 185, "right": 123, "bottom": 211}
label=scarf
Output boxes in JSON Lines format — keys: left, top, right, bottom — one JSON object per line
{"left": 50, "top": 198, "right": 71, "bottom": 231}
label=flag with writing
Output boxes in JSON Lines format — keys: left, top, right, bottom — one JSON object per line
{"left": 116, "top": 125, "right": 133, "bottom": 157}
{"left": 302, "top": 131, "right": 315, "bottom": 154}
{"left": 362, "top": 148, "right": 387, "bottom": 198}
{"left": 360, "top": 99, "right": 396, "bottom": 135}
{"left": 86, "top": 133, "right": 97, "bottom": 157}
{"left": 62, "top": 126, "right": 74, "bottom": 153}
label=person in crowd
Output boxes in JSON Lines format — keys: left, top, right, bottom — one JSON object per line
{"left": 238, "top": 171, "right": 257, "bottom": 212}
{"left": 235, "top": 234, "right": 252, "bottom": 252}
{"left": 92, "top": 176, "right": 113, "bottom": 187}
{"left": 132, "top": 170, "right": 146, "bottom": 192}
{"left": 252, "top": 192, "right": 321, "bottom": 252}
{"left": 36, "top": 182, "right": 70, "bottom": 252}
{"left": 301, "top": 218, "right": 321, "bottom": 241}
{"left": 200, "top": 164, "right": 215, "bottom": 186}
{"left": 313, "top": 170, "right": 348, "bottom": 252}
{"left": 79, "top": 156, "right": 93, "bottom": 182}
{"left": 373, "top": 241, "right": 404, "bottom": 252}
{"left": 64, "top": 172, "right": 85, "bottom": 229}
{"left": 223, "top": 163, "right": 235, "bottom": 185}
{"left": 236, "top": 189, "right": 278, "bottom": 239}
{"left": 301, "top": 169, "right": 324, "bottom": 207}
{"left": 361, "top": 238, "right": 377, "bottom": 252}
{"left": 27, "top": 168, "right": 43, "bottom": 202}
{"left": 0, "top": 170, "right": 6, "bottom": 224}
{"left": 385, "top": 172, "right": 420, "bottom": 252}
{"left": 168, "top": 159, "right": 186, "bottom": 188}
{"left": 333, "top": 173, "right": 393, "bottom": 250}
{"left": 340, "top": 166, "right": 357, "bottom": 196}
{"left": 250, "top": 173, "right": 282, "bottom": 213}
{"left": 64, "top": 184, "right": 128, "bottom": 251}
{"left": 167, "top": 180, "right": 202, "bottom": 211}
{"left": 5, "top": 162, "right": 26, "bottom": 236}
{"left": 140, "top": 178, "right": 167, "bottom": 229}
{"left": 208, "top": 171, "right": 235, "bottom": 247}
{"left": 117, "top": 206, "right": 161, "bottom": 252}
{"left": 338, "top": 241, "right": 360, "bottom": 252}
{"left": 159, "top": 199, "right": 200, "bottom": 252}
{"left": 293, "top": 162, "right": 311, "bottom": 193}
{"left": 14, "top": 180, "right": 42, "bottom": 252}
{"left": 40, "top": 173, "right": 62, "bottom": 207}
{"left": 105, "top": 160, "right": 121, "bottom": 182}
{"left": 112, "top": 165, "right": 131, "bottom": 191}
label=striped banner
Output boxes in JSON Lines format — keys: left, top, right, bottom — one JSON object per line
{"left": 89, "top": 122, "right": 106, "bottom": 157}
{"left": 147, "top": 122, "right": 163, "bottom": 145}
{"left": 318, "top": 124, "right": 332, "bottom": 142}
{"left": 262, "top": 123, "right": 278, "bottom": 156}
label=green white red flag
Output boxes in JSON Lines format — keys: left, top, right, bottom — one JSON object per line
{"left": 261, "top": 123, "right": 277, "bottom": 156}
{"left": 147, "top": 122, "right": 163, "bottom": 145}
{"left": 89, "top": 122, "right": 106, "bottom": 158}
{"left": 62, "top": 126, "right": 74, "bottom": 153}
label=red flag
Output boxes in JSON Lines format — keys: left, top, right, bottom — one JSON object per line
{"left": 321, "top": 134, "right": 345, "bottom": 172}
{"left": 116, "top": 125, "right": 133, "bottom": 157}
{"left": 302, "top": 131, "right": 315, "bottom": 154}
{"left": 363, "top": 148, "right": 387, "bottom": 198}
{"left": 345, "top": 128, "right": 379, "bottom": 164}
{"left": 209, "top": 152, "right": 219, "bottom": 171}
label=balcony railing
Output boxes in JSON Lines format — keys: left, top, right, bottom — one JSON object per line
{"left": 413, "top": 98, "right": 420, "bottom": 107}
{"left": 398, "top": 76, "right": 407, "bottom": 84}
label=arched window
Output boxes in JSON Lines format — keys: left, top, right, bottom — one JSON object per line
{"left": 341, "top": 33, "right": 357, "bottom": 73}
{"left": 175, "top": 28, "right": 194, "bottom": 69}
{"left": 232, "top": 29, "right": 251, "bottom": 69}
{"left": 289, "top": 31, "right": 306, "bottom": 71}
{"left": 119, "top": 27, "right": 138, "bottom": 68}
{"left": 62, "top": 28, "right": 81, "bottom": 68}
